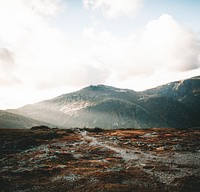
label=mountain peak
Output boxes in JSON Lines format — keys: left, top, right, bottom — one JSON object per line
{"left": 84, "top": 84, "right": 115, "bottom": 90}
{"left": 83, "top": 84, "right": 131, "bottom": 93}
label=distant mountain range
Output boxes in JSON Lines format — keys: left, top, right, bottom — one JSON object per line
{"left": 3, "top": 76, "right": 200, "bottom": 129}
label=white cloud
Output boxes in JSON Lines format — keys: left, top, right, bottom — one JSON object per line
{"left": 108, "top": 14, "right": 200, "bottom": 80}
{"left": 0, "top": 0, "right": 74, "bottom": 106}
{"left": 0, "top": 48, "right": 14, "bottom": 68}
{"left": 0, "top": 0, "right": 53, "bottom": 45}
{"left": 140, "top": 14, "right": 200, "bottom": 71}
{"left": 0, "top": 47, "right": 19, "bottom": 85}
{"left": 24, "top": 0, "right": 61, "bottom": 16}
{"left": 0, "top": 0, "right": 71, "bottom": 88}
{"left": 83, "top": 0, "right": 142, "bottom": 18}
{"left": 0, "top": 0, "right": 200, "bottom": 109}
{"left": 80, "top": 15, "right": 200, "bottom": 84}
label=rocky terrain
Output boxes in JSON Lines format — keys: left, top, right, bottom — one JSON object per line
{"left": 0, "top": 128, "right": 200, "bottom": 192}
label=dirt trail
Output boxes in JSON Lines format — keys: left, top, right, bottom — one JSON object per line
{"left": 80, "top": 131, "right": 161, "bottom": 163}
{"left": 80, "top": 130, "right": 200, "bottom": 186}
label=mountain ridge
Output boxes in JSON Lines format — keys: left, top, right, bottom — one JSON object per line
{"left": 6, "top": 76, "right": 200, "bottom": 129}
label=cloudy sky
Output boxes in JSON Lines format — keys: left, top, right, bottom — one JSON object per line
{"left": 0, "top": 0, "right": 200, "bottom": 109}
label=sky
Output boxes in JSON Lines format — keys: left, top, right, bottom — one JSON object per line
{"left": 0, "top": 0, "right": 200, "bottom": 109}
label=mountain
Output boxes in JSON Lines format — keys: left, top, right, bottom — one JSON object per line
{"left": 143, "top": 76, "right": 200, "bottom": 116}
{"left": 9, "top": 85, "right": 147, "bottom": 128}
{"left": 0, "top": 110, "right": 52, "bottom": 129}
{"left": 8, "top": 76, "right": 200, "bottom": 129}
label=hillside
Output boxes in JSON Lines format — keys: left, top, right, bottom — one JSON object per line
{"left": 143, "top": 76, "right": 200, "bottom": 115}
{"left": 0, "top": 110, "right": 52, "bottom": 129}
{"left": 8, "top": 76, "right": 200, "bottom": 129}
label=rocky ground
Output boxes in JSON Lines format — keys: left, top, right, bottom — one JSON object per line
{"left": 0, "top": 128, "right": 200, "bottom": 192}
